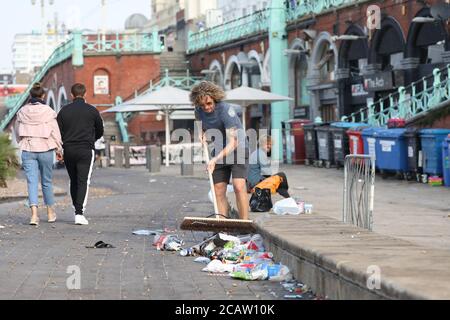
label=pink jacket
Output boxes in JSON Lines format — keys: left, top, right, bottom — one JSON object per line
{"left": 15, "top": 103, "right": 63, "bottom": 153}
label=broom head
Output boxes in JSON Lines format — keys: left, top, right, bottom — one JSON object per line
{"left": 180, "top": 217, "right": 256, "bottom": 233}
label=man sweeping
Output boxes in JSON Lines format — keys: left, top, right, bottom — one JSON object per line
{"left": 191, "top": 81, "right": 249, "bottom": 221}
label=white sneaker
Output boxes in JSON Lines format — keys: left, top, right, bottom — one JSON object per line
{"left": 75, "top": 215, "right": 89, "bottom": 226}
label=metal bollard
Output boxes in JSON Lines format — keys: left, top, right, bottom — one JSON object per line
{"left": 181, "top": 146, "right": 194, "bottom": 176}
{"left": 146, "top": 145, "right": 161, "bottom": 173}
{"left": 114, "top": 148, "right": 124, "bottom": 168}
{"left": 124, "top": 143, "right": 131, "bottom": 169}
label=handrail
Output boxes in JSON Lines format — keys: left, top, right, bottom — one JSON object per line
{"left": 342, "top": 64, "right": 450, "bottom": 126}
{"left": 0, "top": 38, "right": 74, "bottom": 131}
{"left": 286, "top": 0, "right": 371, "bottom": 22}
{"left": 1, "top": 31, "right": 162, "bottom": 132}
{"left": 187, "top": 9, "right": 270, "bottom": 53}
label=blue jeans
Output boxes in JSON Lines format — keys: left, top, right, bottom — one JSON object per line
{"left": 21, "top": 151, "right": 55, "bottom": 208}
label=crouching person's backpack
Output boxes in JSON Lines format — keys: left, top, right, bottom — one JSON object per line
{"left": 250, "top": 188, "right": 273, "bottom": 212}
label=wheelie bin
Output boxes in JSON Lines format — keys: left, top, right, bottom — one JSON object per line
{"left": 329, "top": 122, "right": 367, "bottom": 167}
{"left": 443, "top": 137, "right": 450, "bottom": 187}
{"left": 404, "top": 128, "right": 422, "bottom": 181}
{"left": 361, "top": 128, "right": 385, "bottom": 168}
{"left": 375, "top": 129, "right": 408, "bottom": 179}
{"left": 303, "top": 123, "right": 320, "bottom": 166}
{"left": 316, "top": 125, "right": 334, "bottom": 168}
{"left": 419, "top": 129, "right": 450, "bottom": 183}
{"left": 347, "top": 126, "right": 370, "bottom": 156}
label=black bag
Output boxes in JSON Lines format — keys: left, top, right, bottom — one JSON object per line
{"left": 250, "top": 188, "right": 273, "bottom": 212}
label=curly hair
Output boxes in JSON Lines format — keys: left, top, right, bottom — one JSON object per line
{"left": 190, "top": 81, "right": 226, "bottom": 106}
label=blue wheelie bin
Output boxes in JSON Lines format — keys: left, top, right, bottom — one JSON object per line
{"left": 375, "top": 129, "right": 408, "bottom": 179}
{"left": 419, "top": 129, "right": 450, "bottom": 182}
{"left": 362, "top": 128, "right": 385, "bottom": 168}
{"left": 443, "top": 137, "right": 450, "bottom": 187}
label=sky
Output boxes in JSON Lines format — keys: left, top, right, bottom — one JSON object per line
{"left": 0, "top": 0, "right": 153, "bottom": 70}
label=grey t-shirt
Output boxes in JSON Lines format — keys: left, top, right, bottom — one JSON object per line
{"left": 195, "top": 102, "right": 247, "bottom": 164}
{"left": 248, "top": 148, "right": 273, "bottom": 187}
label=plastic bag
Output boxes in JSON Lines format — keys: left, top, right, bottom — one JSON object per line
{"left": 247, "top": 234, "right": 265, "bottom": 252}
{"left": 273, "top": 198, "right": 301, "bottom": 216}
{"left": 268, "top": 264, "right": 292, "bottom": 282}
{"left": 202, "top": 260, "right": 235, "bottom": 273}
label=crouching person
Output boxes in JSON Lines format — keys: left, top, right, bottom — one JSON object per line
{"left": 248, "top": 135, "right": 290, "bottom": 212}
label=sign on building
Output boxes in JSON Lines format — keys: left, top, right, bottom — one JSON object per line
{"left": 364, "top": 72, "right": 393, "bottom": 92}
{"left": 94, "top": 75, "right": 109, "bottom": 95}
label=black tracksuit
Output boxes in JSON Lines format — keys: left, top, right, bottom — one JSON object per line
{"left": 57, "top": 98, "right": 104, "bottom": 216}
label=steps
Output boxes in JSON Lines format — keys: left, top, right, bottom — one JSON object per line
{"left": 159, "top": 51, "right": 190, "bottom": 77}
{"left": 103, "top": 117, "right": 122, "bottom": 144}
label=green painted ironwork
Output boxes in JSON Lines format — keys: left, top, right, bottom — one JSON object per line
{"left": 5, "top": 95, "right": 22, "bottom": 109}
{"left": 341, "top": 64, "right": 450, "bottom": 127}
{"left": 0, "top": 38, "right": 75, "bottom": 131}
{"left": 187, "top": 9, "right": 270, "bottom": 54}
{"left": 82, "top": 32, "right": 161, "bottom": 54}
{"left": 187, "top": 1, "right": 373, "bottom": 54}
{"left": 286, "top": 0, "right": 369, "bottom": 21}
{"left": 1, "top": 30, "right": 162, "bottom": 132}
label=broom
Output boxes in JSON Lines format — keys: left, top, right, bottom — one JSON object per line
{"left": 180, "top": 143, "right": 256, "bottom": 233}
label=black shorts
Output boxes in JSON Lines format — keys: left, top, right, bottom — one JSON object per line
{"left": 213, "top": 163, "right": 249, "bottom": 184}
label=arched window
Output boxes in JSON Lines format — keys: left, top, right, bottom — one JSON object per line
{"left": 317, "top": 42, "right": 336, "bottom": 82}
{"left": 230, "top": 64, "right": 241, "bottom": 89}
{"left": 294, "top": 54, "right": 309, "bottom": 107}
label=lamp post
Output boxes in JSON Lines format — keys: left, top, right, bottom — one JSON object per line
{"left": 31, "top": 0, "right": 54, "bottom": 68}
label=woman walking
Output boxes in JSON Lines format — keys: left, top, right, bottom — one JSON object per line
{"left": 15, "top": 83, "right": 63, "bottom": 225}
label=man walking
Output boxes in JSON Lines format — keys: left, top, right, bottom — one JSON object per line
{"left": 57, "top": 83, "right": 104, "bottom": 225}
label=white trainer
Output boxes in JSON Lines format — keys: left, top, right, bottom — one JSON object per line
{"left": 75, "top": 215, "right": 89, "bottom": 226}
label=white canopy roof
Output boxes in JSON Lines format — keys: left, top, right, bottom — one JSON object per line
{"left": 224, "top": 86, "right": 293, "bottom": 107}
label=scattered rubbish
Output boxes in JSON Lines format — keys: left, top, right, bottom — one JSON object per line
{"left": 132, "top": 230, "right": 162, "bottom": 236}
{"left": 0, "top": 225, "right": 5, "bottom": 229}
{"left": 304, "top": 204, "right": 313, "bottom": 215}
{"left": 202, "top": 260, "right": 235, "bottom": 273}
{"left": 180, "top": 248, "right": 194, "bottom": 257}
{"left": 194, "top": 257, "right": 211, "bottom": 264}
{"left": 284, "top": 295, "right": 303, "bottom": 299}
{"left": 273, "top": 198, "right": 301, "bottom": 215}
{"left": 86, "top": 241, "right": 115, "bottom": 249}
{"left": 149, "top": 179, "right": 157, "bottom": 183}
{"left": 294, "top": 186, "right": 308, "bottom": 191}
{"left": 429, "top": 176, "right": 443, "bottom": 187}
{"left": 153, "top": 234, "right": 184, "bottom": 252}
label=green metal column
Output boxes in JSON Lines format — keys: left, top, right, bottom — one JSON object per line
{"left": 269, "top": 0, "right": 290, "bottom": 162}
{"left": 72, "top": 30, "right": 84, "bottom": 67}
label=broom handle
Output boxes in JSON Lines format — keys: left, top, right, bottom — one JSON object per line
{"left": 204, "top": 142, "right": 220, "bottom": 218}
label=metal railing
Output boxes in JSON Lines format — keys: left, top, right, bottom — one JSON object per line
{"left": 342, "top": 64, "right": 450, "bottom": 126}
{"left": 0, "top": 31, "right": 162, "bottom": 132}
{"left": 82, "top": 32, "right": 160, "bottom": 54}
{"left": 187, "top": 9, "right": 270, "bottom": 53}
{"left": 0, "top": 38, "right": 75, "bottom": 131}
{"left": 287, "top": 0, "right": 370, "bottom": 22}
{"left": 343, "top": 155, "right": 375, "bottom": 231}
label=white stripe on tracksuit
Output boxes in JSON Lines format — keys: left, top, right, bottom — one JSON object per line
{"left": 82, "top": 150, "right": 95, "bottom": 214}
